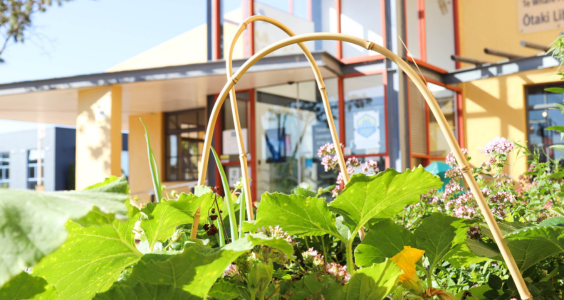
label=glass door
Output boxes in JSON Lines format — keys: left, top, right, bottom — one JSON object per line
{"left": 255, "top": 79, "right": 339, "bottom": 197}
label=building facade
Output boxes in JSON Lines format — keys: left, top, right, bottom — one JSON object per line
{"left": 0, "top": 0, "right": 562, "bottom": 200}
{"left": 0, "top": 127, "right": 76, "bottom": 191}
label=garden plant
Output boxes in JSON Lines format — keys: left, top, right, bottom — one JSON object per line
{"left": 2, "top": 18, "right": 564, "bottom": 300}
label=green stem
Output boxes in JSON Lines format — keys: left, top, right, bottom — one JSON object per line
{"left": 346, "top": 240, "right": 355, "bottom": 275}
{"left": 210, "top": 147, "right": 239, "bottom": 241}
{"left": 321, "top": 236, "right": 332, "bottom": 263}
{"left": 425, "top": 268, "right": 433, "bottom": 288}
{"left": 239, "top": 189, "right": 246, "bottom": 238}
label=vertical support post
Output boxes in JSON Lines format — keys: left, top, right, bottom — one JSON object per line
{"left": 76, "top": 86, "right": 122, "bottom": 190}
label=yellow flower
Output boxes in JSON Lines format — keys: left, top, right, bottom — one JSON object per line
{"left": 390, "top": 246, "right": 425, "bottom": 282}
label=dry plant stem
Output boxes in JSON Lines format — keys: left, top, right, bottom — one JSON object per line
{"left": 191, "top": 15, "right": 364, "bottom": 239}
{"left": 192, "top": 32, "right": 532, "bottom": 300}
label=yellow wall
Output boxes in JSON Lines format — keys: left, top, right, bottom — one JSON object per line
{"left": 76, "top": 86, "right": 122, "bottom": 190}
{"left": 457, "top": 0, "right": 562, "bottom": 68}
{"left": 462, "top": 67, "right": 561, "bottom": 178}
{"left": 128, "top": 113, "right": 164, "bottom": 196}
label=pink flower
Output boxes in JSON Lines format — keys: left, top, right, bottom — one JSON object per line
{"left": 362, "top": 160, "right": 380, "bottom": 173}
{"left": 224, "top": 264, "right": 239, "bottom": 277}
{"left": 346, "top": 157, "right": 361, "bottom": 167}
{"left": 325, "top": 262, "right": 351, "bottom": 285}
{"left": 544, "top": 201, "right": 554, "bottom": 210}
{"left": 445, "top": 148, "right": 468, "bottom": 167}
{"left": 485, "top": 137, "right": 514, "bottom": 156}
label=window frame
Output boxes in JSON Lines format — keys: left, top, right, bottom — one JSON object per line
{"left": 27, "top": 149, "right": 44, "bottom": 190}
{"left": 164, "top": 108, "right": 207, "bottom": 182}
{"left": 408, "top": 75, "right": 463, "bottom": 167}
{"left": 0, "top": 152, "right": 9, "bottom": 188}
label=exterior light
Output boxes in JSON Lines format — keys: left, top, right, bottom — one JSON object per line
{"left": 542, "top": 111, "right": 548, "bottom": 117}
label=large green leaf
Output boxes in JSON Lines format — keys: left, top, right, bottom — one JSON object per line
{"left": 289, "top": 275, "right": 335, "bottom": 300}
{"left": 92, "top": 283, "right": 198, "bottom": 300}
{"left": 208, "top": 280, "right": 240, "bottom": 300}
{"left": 255, "top": 193, "right": 344, "bottom": 240}
{"left": 126, "top": 233, "right": 293, "bottom": 298}
{"left": 355, "top": 219, "right": 415, "bottom": 267}
{"left": 340, "top": 260, "right": 402, "bottom": 300}
{"left": 34, "top": 218, "right": 142, "bottom": 300}
{"left": 466, "top": 226, "right": 564, "bottom": 271}
{"left": 414, "top": 213, "right": 469, "bottom": 270}
{"left": 330, "top": 168, "right": 442, "bottom": 233}
{"left": 0, "top": 271, "right": 52, "bottom": 300}
{"left": 0, "top": 176, "right": 130, "bottom": 287}
{"left": 141, "top": 193, "right": 210, "bottom": 251}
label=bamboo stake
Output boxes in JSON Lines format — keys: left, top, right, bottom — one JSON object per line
{"left": 192, "top": 31, "right": 531, "bottom": 300}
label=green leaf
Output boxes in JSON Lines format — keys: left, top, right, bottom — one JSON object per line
{"left": 210, "top": 147, "right": 238, "bottom": 241}
{"left": 467, "top": 226, "right": 564, "bottom": 271}
{"left": 140, "top": 119, "right": 162, "bottom": 202}
{"left": 92, "top": 283, "right": 198, "bottom": 300}
{"left": 550, "top": 144, "right": 564, "bottom": 152}
{"left": 0, "top": 176, "right": 130, "bottom": 287}
{"left": 414, "top": 213, "right": 468, "bottom": 270}
{"left": 34, "top": 219, "right": 142, "bottom": 300}
{"left": 442, "top": 242, "right": 488, "bottom": 268}
{"left": 330, "top": 168, "right": 442, "bottom": 233}
{"left": 545, "top": 126, "right": 564, "bottom": 132}
{"left": 354, "top": 219, "right": 415, "bottom": 267}
{"left": 256, "top": 193, "right": 344, "bottom": 240}
{"left": 126, "top": 233, "right": 292, "bottom": 298}
{"left": 545, "top": 87, "right": 564, "bottom": 94}
{"left": 289, "top": 275, "right": 334, "bottom": 300}
{"left": 539, "top": 217, "right": 564, "bottom": 227}
{"left": 209, "top": 280, "right": 240, "bottom": 300}
{"left": 141, "top": 193, "right": 210, "bottom": 252}
{"left": 0, "top": 271, "right": 49, "bottom": 300}
{"left": 341, "top": 260, "right": 402, "bottom": 300}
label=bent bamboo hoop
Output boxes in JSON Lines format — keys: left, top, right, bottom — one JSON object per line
{"left": 190, "top": 16, "right": 363, "bottom": 239}
{"left": 191, "top": 30, "right": 531, "bottom": 300}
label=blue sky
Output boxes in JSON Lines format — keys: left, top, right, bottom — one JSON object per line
{"left": 0, "top": 0, "right": 207, "bottom": 133}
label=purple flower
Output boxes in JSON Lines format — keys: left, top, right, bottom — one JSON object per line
{"left": 485, "top": 137, "right": 514, "bottom": 156}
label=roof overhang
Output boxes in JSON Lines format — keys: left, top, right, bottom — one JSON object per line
{"left": 442, "top": 53, "right": 561, "bottom": 84}
{"left": 0, "top": 52, "right": 346, "bottom": 130}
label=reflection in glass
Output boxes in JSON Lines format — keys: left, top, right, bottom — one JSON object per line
{"left": 255, "top": 79, "right": 339, "bottom": 197}
{"left": 428, "top": 83, "right": 456, "bottom": 157}
{"left": 341, "top": 0, "right": 383, "bottom": 58}
{"left": 526, "top": 84, "right": 564, "bottom": 162}
{"left": 344, "top": 75, "right": 386, "bottom": 155}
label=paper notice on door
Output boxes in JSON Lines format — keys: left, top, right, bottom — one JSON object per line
{"left": 353, "top": 110, "right": 380, "bottom": 151}
{"left": 223, "top": 129, "right": 248, "bottom": 155}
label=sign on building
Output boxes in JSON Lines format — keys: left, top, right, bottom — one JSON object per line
{"left": 518, "top": 0, "right": 564, "bottom": 34}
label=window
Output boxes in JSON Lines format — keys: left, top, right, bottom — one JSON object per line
{"left": 341, "top": 0, "right": 383, "bottom": 59}
{"left": 165, "top": 109, "right": 207, "bottom": 181}
{"left": 344, "top": 74, "right": 386, "bottom": 155}
{"left": 526, "top": 84, "right": 564, "bottom": 162}
{"left": 405, "top": 0, "right": 456, "bottom": 71}
{"left": 27, "top": 149, "right": 44, "bottom": 190}
{"left": 0, "top": 153, "right": 9, "bottom": 188}
{"left": 255, "top": 79, "right": 339, "bottom": 196}
{"left": 409, "top": 80, "right": 459, "bottom": 166}
{"left": 253, "top": 0, "right": 338, "bottom": 57}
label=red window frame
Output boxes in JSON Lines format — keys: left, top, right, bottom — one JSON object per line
{"left": 213, "top": 89, "right": 257, "bottom": 201}
{"left": 407, "top": 75, "right": 463, "bottom": 167}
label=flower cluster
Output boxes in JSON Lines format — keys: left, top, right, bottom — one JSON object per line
{"left": 301, "top": 248, "right": 325, "bottom": 267}
{"left": 488, "top": 190, "right": 516, "bottom": 219}
{"left": 445, "top": 192, "right": 477, "bottom": 219}
{"left": 224, "top": 263, "right": 239, "bottom": 277}
{"left": 258, "top": 225, "right": 297, "bottom": 247}
{"left": 485, "top": 137, "right": 514, "bottom": 156}
{"left": 325, "top": 262, "right": 351, "bottom": 285}
{"left": 445, "top": 148, "right": 468, "bottom": 167}
{"left": 466, "top": 225, "right": 482, "bottom": 241}
{"left": 318, "top": 143, "right": 380, "bottom": 197}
